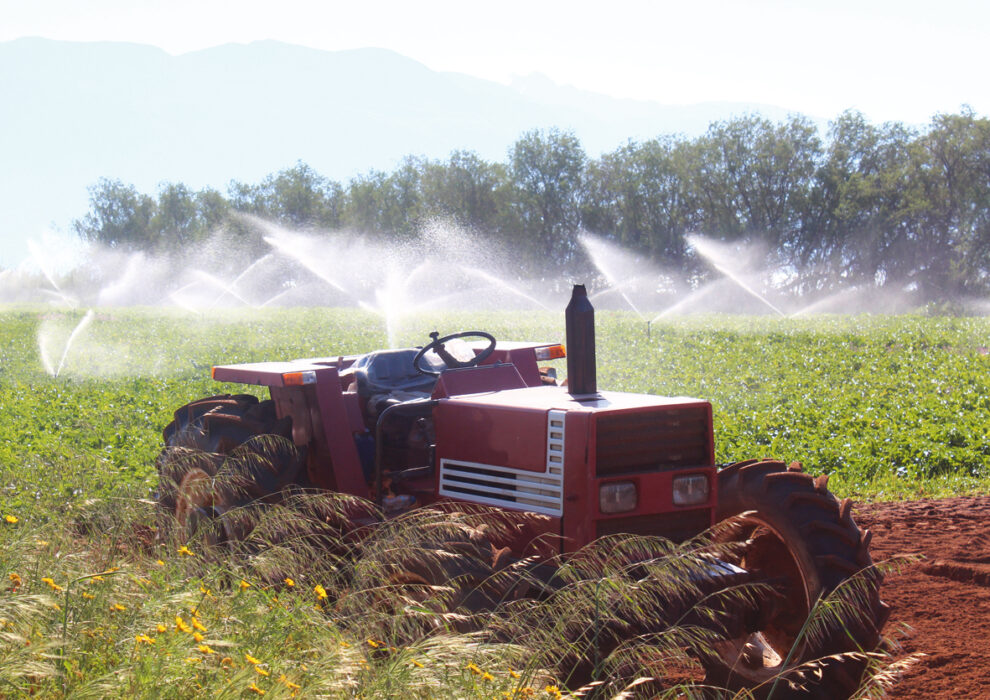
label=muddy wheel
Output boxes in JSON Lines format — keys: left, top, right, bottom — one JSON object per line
{"left": 706, "top": 460, "right": 887, "bottom": 699}
{"left": 156, "top": 394, "right": 303, "bottom": 542}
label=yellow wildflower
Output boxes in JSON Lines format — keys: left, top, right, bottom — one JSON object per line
{"left": 191, "top": 616, "right": 207, "bottom": 632}
{"left": 466, "top": 662, "right": 483, "bottom": 676}
{"left": 8, "top": 572, "right": 21, "bottom": 588}
{"left": 41, "top": 577, "right": 63, "bottom": 592}
{"left": 482, "top": 671, "right": 494, "bottom": 681}
{"left": 314, "top": 584, "right": 328, "bottom": 600}
{"left": 221, "top": 656, "right": 234, "bottom": 668}
{"left": 110, "top": 603, "right": 125, "bottom": 612}
{"left": 239, "top": 579, "right": 251, "bottom": 591}
{"left": 177, "top": 545, "right": 194, "bottom": 557}
{"left": 156, "top": 559, "right": 165, "bottom": 567}
{"left": 509, "top": 669, "right": 521, "bottom": 679}
{"left": 4, "top": 514, "right": 17, "bottom": 524}
{"left": 254, "top": 666, "right": 269, "bottom": 677}
{"left": 175, "top": 616, "right": 192, "bottom": 633}
{"left": 278, "top": 675, "right": 301, "bottom": 690}
{"left": 544, "top": 685, "right": 562, "bottom": 698}
{"left": 339, "top": 641, "right": 350, "bottom": 648}
{"left": 185, "top": 657, "right": 201, "bottom": 664}
{"left": 197, "top": 644, "right": 216, "bottom": 655}
{"left": 36, "top": 540, "right": 49, "bottom": 547}
{"left": 90, "top": 576, "right": 105, "bottom": 583}
{"left": 193, "top": 631, "right": 205, "bottom": 642}
{"left": 247, "top": 683, "right": 265, "bottom": 696}
{"left": 283, "top": 577, "right": 295, "bottom": 587}
{"left": 156, "top": 623, "right": 167, "bottom": 634}
{"left": 198, "top": 584, "right": 213, "bottom": 597}
{"left": 82, "top": 592, "right": 95, "bottom": 600}
{"left": 245, "top": 653, "right": 261, "bottom": 666}
{"left": 135, "top": 634, "right": 155, "bottom": 645}
{"left": 366, "top": 639, "right": 379, "bottom": 649}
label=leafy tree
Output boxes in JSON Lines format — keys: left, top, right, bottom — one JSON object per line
{"left": 418, "top": 150, "right": 507, "bottom": 232}
{"left": 73, "top": 178, "right": 156, "bottom": 250}
{"left": 230, "top": 162, "right": 343, "bottom": 230}
{"left": 900, "top": 109, "right": 990, "bottom": 297}
{"left": 808, "top": 112, "right": 919, "bottom": 291}
{"left": 342, "top": 158, "right": 425, "bottom": 238}
{"left": 582, "top": 137, "right": 696, "bottom": 262}
{"left": 509, "top": 128, "right": 586, "bottom": 263}
{"left": 691, "top": 115, "right": 820, "bottom": 249}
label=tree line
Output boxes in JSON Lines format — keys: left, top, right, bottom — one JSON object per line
{"left": 73, "top": 109, "right": 990, "bottom": 301}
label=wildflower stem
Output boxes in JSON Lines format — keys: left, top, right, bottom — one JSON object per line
{"left": 58, "top": 568, "right": 127, "bottom": 693}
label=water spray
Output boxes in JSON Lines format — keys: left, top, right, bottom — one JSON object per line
{"left": 686, "top": 235, "right": 788, "bottom": 318}
{"left": 52, "top": 310, "right": 95, "bottom": 378}
{"left": 459, "top": 265, "right": 552, "bottom": 310}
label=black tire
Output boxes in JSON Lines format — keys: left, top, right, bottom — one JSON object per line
{"left": 156, "top": 394, "right": 303, "bottom": 542}
{"left": 705, "top": 460, "right": 888, "bottom": 699}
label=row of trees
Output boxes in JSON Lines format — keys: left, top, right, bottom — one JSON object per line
{"left": 73, "top": 109, "right": 990, "bottom": 300}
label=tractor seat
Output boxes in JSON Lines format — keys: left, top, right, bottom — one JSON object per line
{"left": 351, "top": 348, "right": 443, "bottom": 423}
{"left": 351, "top": 348, "right": 440, "bottom": 396}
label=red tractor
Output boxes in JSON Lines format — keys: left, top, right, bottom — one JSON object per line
{"left": 157, "top": 285, "right": 886, "bottom": 696}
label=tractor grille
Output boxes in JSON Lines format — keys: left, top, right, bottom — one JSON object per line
{"left": 438, "top": 409, "right": 566, "bottom": 517}
{"left": 595, "top": 407, "right": 710, "bottom": 477}
{"left": 596, "top": 508, "right": 712, "bottom": 543}
{"left": 439, "top": 459, "right": 563, "bottom": 516}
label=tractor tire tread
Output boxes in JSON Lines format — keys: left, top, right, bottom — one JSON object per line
{"left": 710, "top": 459, "right": 885, "bottom": 698}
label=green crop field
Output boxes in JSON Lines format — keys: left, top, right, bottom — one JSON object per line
{"left": 3, "top": 307, "right": 988, "bottom": 511}
{"left": 0, "top": 306, "right": 984, "bottom": 697}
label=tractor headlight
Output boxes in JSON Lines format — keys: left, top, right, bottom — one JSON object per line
{"left": 599, "top": 481, "right": 637, "bottom": 514}
{"left": 672, "top": 474, "right": 710, "bottom": 506}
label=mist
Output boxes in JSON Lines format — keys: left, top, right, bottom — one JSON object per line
{"left": 2, "top": 216, "right": 978, "bottom": 379}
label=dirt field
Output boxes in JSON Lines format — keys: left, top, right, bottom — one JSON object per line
{"left": 855, "top": 496, "right": 990, "bottom": 698}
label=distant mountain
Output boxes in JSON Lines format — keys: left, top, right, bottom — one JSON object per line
{"left": 0, "top": 37, "right": 800, "bottom": 267}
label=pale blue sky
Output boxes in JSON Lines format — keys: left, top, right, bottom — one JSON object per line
{"left": 3, "top": 0, "right": 987, "bottom": 123}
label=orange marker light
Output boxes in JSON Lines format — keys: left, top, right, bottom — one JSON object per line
{"left": 282, "top": 370, "right": 317, "bottom": 386}
{"left": 535, "top": 344, "right": 566, "bottom": 361}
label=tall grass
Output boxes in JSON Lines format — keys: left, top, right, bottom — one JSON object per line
{"left": 1, "top": 483, "right": 912, "bottom": 698}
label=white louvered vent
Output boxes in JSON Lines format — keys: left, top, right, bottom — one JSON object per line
{"left": 439, "top": 409, "right": 566, "bottom": 516}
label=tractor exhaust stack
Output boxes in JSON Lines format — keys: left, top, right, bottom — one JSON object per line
{"left": 565, "top": 284, "right": 597, "bottom": 396}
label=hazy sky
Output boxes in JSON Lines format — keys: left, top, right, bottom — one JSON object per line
{"left": 3, "top": 0, "right": 987, "bottom": 124}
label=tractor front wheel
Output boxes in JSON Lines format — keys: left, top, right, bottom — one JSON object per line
{"left": 705, "top": 460, "right": 887, "bottom": 698}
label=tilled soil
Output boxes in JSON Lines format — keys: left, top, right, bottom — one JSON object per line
{"left": 855, "top": 496, "right": 990, "bottom": 699}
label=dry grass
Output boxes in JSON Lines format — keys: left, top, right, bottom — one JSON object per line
{"left": 0, "top": 472, "right": 910, "bottom": 698}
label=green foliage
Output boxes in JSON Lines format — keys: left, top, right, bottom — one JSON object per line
{"left": 0, "top": 307, "right": 987, "bottom": 521}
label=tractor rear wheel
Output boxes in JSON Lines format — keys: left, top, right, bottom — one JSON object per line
{"left": 156, "top": 394, "right": 303, "bottom": 543}
{"left": 705, "top": 460, "right": 887, "bottom": 698}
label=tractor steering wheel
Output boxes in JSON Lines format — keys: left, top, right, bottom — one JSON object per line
{"left": 413, "top": 330, "right": 497, "bottom": 376}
